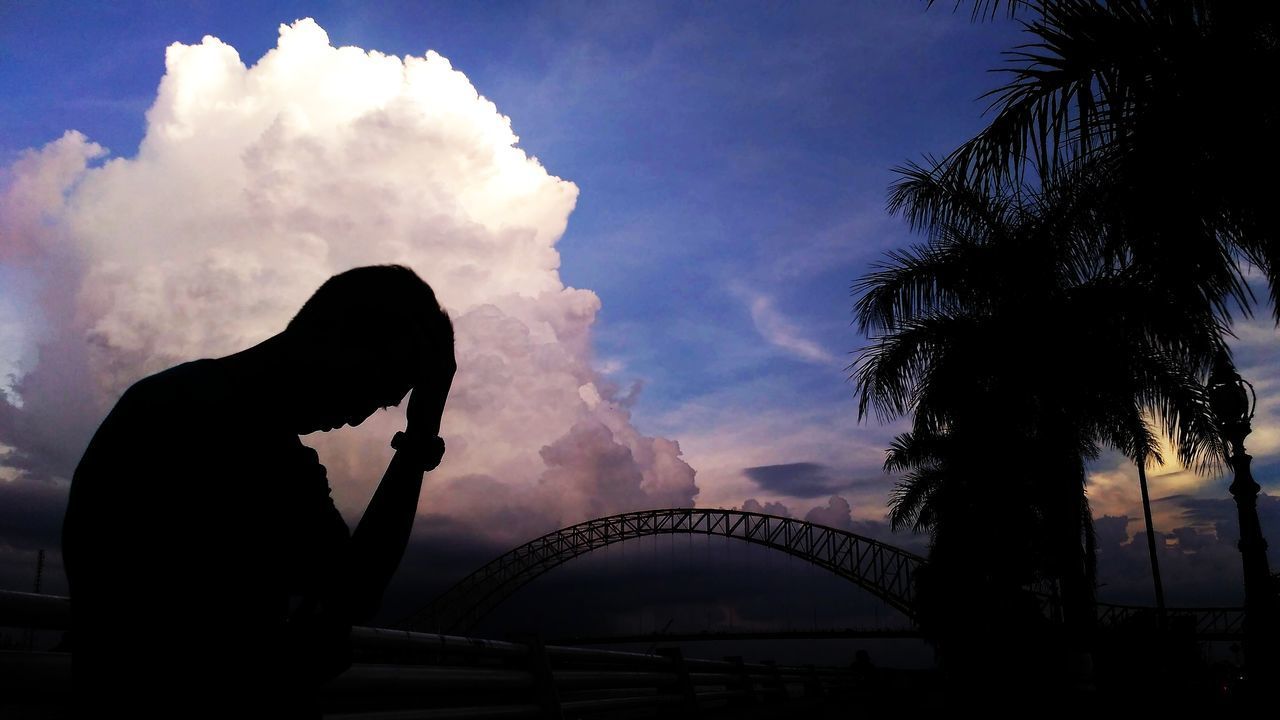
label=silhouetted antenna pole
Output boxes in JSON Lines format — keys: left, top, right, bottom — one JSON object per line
{"left": 24, "top": 549, "right": 45, "bottom": 650}
{"left": 32, "top": 549, "right": 45, "bottom": 594}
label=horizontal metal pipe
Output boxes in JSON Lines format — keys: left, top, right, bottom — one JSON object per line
{"left": 694, "top": 689, "right": 749, "bottom": 702}
{"left": 558, "top": 687, "right": 659, "bottom": 701}
{"left": 681, "top": 657, "right": 737, "bottom": 671}
{"left": 559, "top": 694, "right": 686, "bottom": 713}
{"left": 686, "top": 672, "right": 738, "bottom": 684}
{"left": 541, "top": 644, "right": 671, "bottom": 666}
{"left": 0, "top": 591, "right": 71, "bottom": 630}
{"left": 323, "top": 706, "right": 542, "bottom": 720}
{"left": 553, "top": 670, "right": 678, "bottom": 688}
{"left": 329, "top": 665, "right": 535, "bottom": 694}
{"left": 0, "top": 650, "right": 71, "bottom": 694}
{"left": 682, "top": 657, "right": 786, "bottom": 674}
{"left": 557, "top": 627, "right": 923, "bottom": 643}
{"left": 349, "top": 627, "right": 527, "bottom": 658}
{"left": 559, "top": 686, "right": 758, "bottom": 714}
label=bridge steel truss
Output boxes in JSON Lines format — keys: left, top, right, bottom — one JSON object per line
{"left": 399, "top": 507, "right": 1246, "bottom": 640}
{"left": 1095, "top": 603, "right": 1246, "bottom": 641}
{"left": 400, "top": 508, "right": 923, "bottom": 635}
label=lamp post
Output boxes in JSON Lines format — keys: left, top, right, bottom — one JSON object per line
{"left": 1206, "top": 351, "right": 1274, "bottom": 676}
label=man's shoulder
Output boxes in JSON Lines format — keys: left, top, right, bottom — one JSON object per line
{"left": 101, "top": 359, "right": 238, "bottom": 440}
{"left": 69, "top": 361, "right": 236, "bottom": 524}
{"left": 130, "top": 357, "right": 223, "bottom": 391}
{"left": 122, "top": 358, "right": 228, "bottom": 407}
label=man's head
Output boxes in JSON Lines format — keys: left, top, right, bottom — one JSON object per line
{"left": 284, "top": 265, "right": 454, "bottom": 433}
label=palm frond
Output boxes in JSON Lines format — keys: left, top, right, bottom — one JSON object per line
{"left": 926, "top": 0, "right": 1032, "bottom": 22}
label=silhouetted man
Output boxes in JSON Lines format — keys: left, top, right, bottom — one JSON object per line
{"left": 61, "top": 265, "right": 455, "bottom": 717}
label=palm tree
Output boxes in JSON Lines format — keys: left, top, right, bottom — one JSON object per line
{"left": 934, "top": 0, "right": 1280, "bottom": 319}
{"left": 883, "top": 423, "right": 1092, "bottom": 685}
{"left": 852, "top": 164, "right": 1223, "bottom": 654}
{"left": 1135, "top": 451, "right": 1166, "bottom": 622}
{"left": 921, "top": 0, "right": 1274, "bottom": 626}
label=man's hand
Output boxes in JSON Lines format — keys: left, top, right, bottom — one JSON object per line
{"left": 405, "top": 351, "right": 456, "bottom": 437}
{"left": 351, "top": 349, "right": 453, "bottom": 623}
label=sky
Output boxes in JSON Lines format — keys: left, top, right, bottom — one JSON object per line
{"left": 1, "top": 0, "right": 1278, "bottom": 649}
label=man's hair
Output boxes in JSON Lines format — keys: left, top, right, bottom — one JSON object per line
{"left": 287, "top": 265, "right": 453, "bottom": 376}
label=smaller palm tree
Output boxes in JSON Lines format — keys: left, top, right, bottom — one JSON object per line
{"left": 883, "top": 420, "right": 1087, "bottom": 689}
{"left": 853, "top": 162, "right": 1224, "bottom": 642}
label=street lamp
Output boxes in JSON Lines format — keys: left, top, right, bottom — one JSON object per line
{"left": 1206, "top": 351, "right": 1273, "bottom": 675}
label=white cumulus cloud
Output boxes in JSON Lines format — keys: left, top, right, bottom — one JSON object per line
{"left": 804, "top": 495, "right": 856, "bottom": 531}
{"left": 0, "top": 18, "right": 696, "bottom": 543}
{"left": 740, "top": 497, "right": 792, "bottom": 517}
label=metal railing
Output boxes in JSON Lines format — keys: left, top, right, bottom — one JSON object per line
{"left": 0, "top": 591, "right": 867, "bottom": 718}
{"left": 1094, "top": 602, "right": 1246, "bottom": 640}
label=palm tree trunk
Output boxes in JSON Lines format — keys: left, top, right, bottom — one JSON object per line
{"left": 1060, "top": 484, "right": 1094, "bottom": 637}
{"left": 1053, "top": 450, "right": 1096, "bottom": 688}
{"left": 1136, "top": 458, "right": 1168, "bottom": 629}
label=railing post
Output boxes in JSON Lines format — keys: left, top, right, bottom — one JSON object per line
{"left": 722, "top": 655, "right": 753, "bottom": 707}
{"left": 657, "top": 646, "right": 698, "bottom": 716}
{"left": 762, "top": 660, "right": 787, "bottom": 703}
{"left": 803, "top": 662, "right": 824, "bottom": 697}
{"left": 517, "top": 634, "right": 562, "bottom": 719}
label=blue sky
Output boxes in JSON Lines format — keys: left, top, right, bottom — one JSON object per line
{"left": 1, "top": 3, "right": 1021, "bottom": 414}
{"left": 2, "top": 1, "right": 1277, "bottom": 607}
{"left": 0, "top": 1, "right": 1026, "bottom": 505}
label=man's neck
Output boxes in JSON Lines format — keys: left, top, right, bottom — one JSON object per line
{"left": 216, "top": 332, "right": 312, "bottom": 433}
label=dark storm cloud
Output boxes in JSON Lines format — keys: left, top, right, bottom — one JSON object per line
{"left": 0, "top": 345, "right": 99, "bottom": 485}
{"left": 1093, "top": 525, "right": 1244, "bottom": 607}
{"left": 742, "top": 462, "right": 879, "bottom": 499}
{"left": 0, "top": 476, "right": 66, "bottom": 551}
{"left": 374, "top": 518, "right": 513, "bottom": 626}
{"left": 0, "top": 476, "right": 69, "bottom": 595}
{"left": 1092, "top": 496, "right": 1280, "bottom": 607}
{"left": 1252, "top": 456, "right": 1280, "bottom": 488}
{"left": 1169, "top": 525, "right": 1215, "bottom": 552}
{"left": 0, "top": 547, "right": 66, "bottom": 597}
{"left": 1092, "top": 514, "right": 1131, "bottom": 549}
{"left": 1171, "top": 492, "right": 1280, "bottom": 549}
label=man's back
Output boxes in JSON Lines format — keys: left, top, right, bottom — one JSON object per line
{"left": 62, "top": 359, "right": 351, "bottom": 715}
{"left": 61, "top": 264, "right": 457, "bottom": 716}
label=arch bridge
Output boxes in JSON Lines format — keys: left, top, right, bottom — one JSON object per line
{"left": 400, "top": 508, "right": 920, "bottom": 634}
{"left": 398, "top": 508, "right": 1244, "bottom": 640}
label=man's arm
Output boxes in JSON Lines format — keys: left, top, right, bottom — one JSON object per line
{"left": 341, "top": 355, "right": 455, "bottom": 623}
